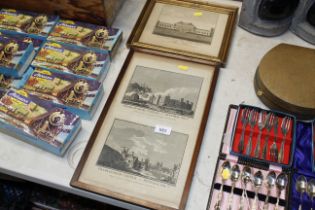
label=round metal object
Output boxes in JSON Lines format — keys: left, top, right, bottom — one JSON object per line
{"left": 255, "top": 43, "right": 315, "bottom": 120}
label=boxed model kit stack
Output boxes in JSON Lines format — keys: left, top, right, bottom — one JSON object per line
{"left": 0, "top": 7, "right": 122, "bottom": 155}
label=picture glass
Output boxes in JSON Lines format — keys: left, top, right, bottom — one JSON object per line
{"left": 122, "top": 66, "right": 204, "bottom": 118}
{"left": 139, "top": 2, "right": 230, "bottom": 58}
{"left": 97, "top": 119, "right": 188, "bottom": 186}
{"left": 75, "top": 52, "right": 216, "bottom": 209}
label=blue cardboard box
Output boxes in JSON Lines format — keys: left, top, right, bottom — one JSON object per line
{"left": 0, "top": 9, "right": 58, "bottom": 38}
{"left": 18, "top": 67, "right": 104, "bottom": 120}
{"left": 0, "top": 30, "right": 45, "bottom": 52}
{"left": 0, "top": 35, "right": 35, "bottom": 77}
{"left": 32, "top": 41, "right": 110, "bottom": 82}
{"left": 48, "top": 19, "right": 122, "bottom": 56}
{"left": 0, "top": 89, "right": 81, "bottom": 156}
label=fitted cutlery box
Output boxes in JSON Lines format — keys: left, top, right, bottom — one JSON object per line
{"left": 289, "top": 120, "right": 315, "bottom": 209}
{"left": 230, "top": 104, "right": 297, "bottom": 168}
{"left": 254, "top": 44, "right": 315, "bottom": 120}
{"left": 207, "top": 105, "right": 293, "bottom": 210}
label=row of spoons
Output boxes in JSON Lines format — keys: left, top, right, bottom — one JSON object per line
{"left": 296, "top": 175, "right": 315, "bottom": 210}
{"left": 214, "top": 161, "right": 288, "bottom": 210}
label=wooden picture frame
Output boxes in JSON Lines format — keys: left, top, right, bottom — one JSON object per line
{"left": 71, "top": 50, "right": 219, "bottom": 210}
{"left": 128, "top": 0, "right": 238, "bottom": 65}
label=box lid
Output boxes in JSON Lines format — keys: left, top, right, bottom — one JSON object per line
{"left": 254, "top": 43, "right": 315, "bottom": 120}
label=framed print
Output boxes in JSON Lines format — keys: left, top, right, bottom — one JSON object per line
{"left": 128, "top": 0, "right": 238, "bottom": 65}
{"left": 71, "top": 50, "right": 219, "bottom": 210}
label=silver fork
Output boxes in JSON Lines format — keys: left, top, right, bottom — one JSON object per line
{"left": 238, "top": 108, "right": 250, "bottom": 153}
{"left": 254, "top": 111, "right": 268, "bottom": 158}
{"left": 270, "top": 116, "right": 279, "bottom": 162}
{"left": 278, "top": 117, "right": 291, "bottom": 163}
{"left": 245, "top": 109, "right": 258, "bottom": 156}
{"left": 261, "top": 113, "right": 274, "bottom": 160}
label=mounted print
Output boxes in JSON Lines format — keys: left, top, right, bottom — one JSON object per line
{"left": 71, "top": 50, "right": 219, "bottom": 210}
{"left": 122, "top": 65, "right": 204, "bottom": 118}
{"left": 128, "top": 0, "right": 238, "bottom": 65}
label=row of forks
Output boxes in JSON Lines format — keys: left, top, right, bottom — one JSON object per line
{"left": 237, "top": 108, "right": 291, "bottom": 163}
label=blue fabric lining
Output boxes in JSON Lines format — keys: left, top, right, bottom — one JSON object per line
{"left": 291, "top": 122, "right": 314, "bottom": 209}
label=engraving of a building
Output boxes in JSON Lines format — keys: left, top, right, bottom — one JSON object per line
{"left": 153, "top": 21, "right": 215, "bottom": 44}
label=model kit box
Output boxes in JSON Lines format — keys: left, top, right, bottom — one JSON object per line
{"left": 0, "top": 89, "right": 81, "bottom": 156}
{"left": 0, "top": 9, "right": 58, "bottom": 37}
{"left": 19, "top": 67, "right": 104, "bottom": 119}
{"left": 48, "top": 19, "right": 122, "bottom": 56}
{"left": 0, "top": 30, "right": 45, "bottom": 52}
{"left": 0, "top": 35, "right": 35, "bottom": 77}
{"left": 32, "top": 42, "right": 110, "bottom": 81}
{"left": 0, "top": 74, "right": 14, "bottom": 90}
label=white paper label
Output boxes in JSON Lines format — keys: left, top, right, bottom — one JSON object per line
{"left": 269, "top": 164, "right": 282, "bottom": 173}
{"left": 154, "top": 125, "right": 172, "bottom": 135}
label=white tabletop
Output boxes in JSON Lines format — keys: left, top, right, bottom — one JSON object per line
{"left": 0, "top": 1, "right": 313, "bottom": 210}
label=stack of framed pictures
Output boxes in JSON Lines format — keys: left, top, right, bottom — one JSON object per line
{"left": 71, "top": 0, "right": 238, "bottom": 209}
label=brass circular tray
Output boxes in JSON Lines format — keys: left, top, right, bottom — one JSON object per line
{"left": 254, "top": 44, "right": 315, "bottom": 120}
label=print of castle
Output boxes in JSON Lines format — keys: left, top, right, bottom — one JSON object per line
{"left": 124, "top": 90, "right": 194, "bottom": 116}
{"left": 153, "top": 21, "right": 215, "bottom": 44}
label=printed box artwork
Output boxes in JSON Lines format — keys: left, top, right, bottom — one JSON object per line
{"left": 0, "top": 9, "right": 58, "bottom": 37}
{"left": 0, "top": 74, "right": 14, "bottom": 90}
{"left": 0, "top": 30, "right": 44, "bottom": 51}
{"left": 0, "top": 89, "right": 81, "bottom": 155}
{"left": 20, "top": 67, "right": 104, "bottom": 119}
{"left": 32, "top": 42, "right": 110, "bottom": 81}
{"left": 0, "top": 35, "right": 35, "bottom": 77}
{"left": 48, "top": 19, "right": 122, "bottom": 52}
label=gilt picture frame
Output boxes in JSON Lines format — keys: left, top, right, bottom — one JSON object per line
{"left": 128, "top": 0, "right": 238, "bottom": 65}
{"left": 71, "top": 50, "right": 219, "bottom": 210}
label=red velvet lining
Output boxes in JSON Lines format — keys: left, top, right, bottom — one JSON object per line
{"left": 231, "top": 107, "right": 293, "bottom": 165}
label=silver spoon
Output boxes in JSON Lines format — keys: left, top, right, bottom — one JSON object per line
{"left": 296, "top": 175, "right": 307, "bottom": 210}
{"left": 214, "top": 161, "right": 231, "bottom": 210}
{"left": 262, "top": 171, "right": 276, "bottom": 210}
{"left": 307, "top": 179, "right": 315, "bottom": 210}
{"left": 275, "top": 173, "right": 288, "bottom": 210}
{"left": 227, "top": 164, "right": 241, "bottom": 210}
{"left": 239, "top": 166, "right": 252, "bottom": 210}
{"left": 252, "top": 171, "right": 263, "bottom": 210}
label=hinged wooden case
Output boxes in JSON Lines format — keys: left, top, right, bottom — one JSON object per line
{"left": 254, "top": 44, "right": 315, "bottom": 120}
{"left": 0, "top": 0, "right": 124, "bottom": 26}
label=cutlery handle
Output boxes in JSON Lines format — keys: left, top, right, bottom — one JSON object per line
{"left": 278, "top": 140, "right": 285, "bottom": 163}
{"left": 245, "top": 131, "right": 254, "bottom": 156}
{"left": 261, "top": 136, "right": 269, "bottom": 160}
{"left": 271, "top": 136, "right": 278, "bottom": 162}
{"left": 275, "top": 189, "right": 281, "bottom": 210}
{"left": 238, "top": 124, "right": 247, "bottom": 153}
{"left": 238, "top": 190, "right": 245, "bottom": 210}
{"left": 298, "top": 204, "right": 302, "bottom": 210}
{"left": 251, "top": 192, "right": 258, "bottom": 210}
{"left": 254, "top": 131, "right": 262, "bottom": 158}
{"left": 275, "top": 197, "right": 279, "bottom": 210}
{"left": 227, "top": 183, "right": 235, "bottom": 210}
{"left": 262, "top": 189, "right": 270, "bottom": 210}
{"left": 214, "top": 184, "right": 223, "bottom": 210}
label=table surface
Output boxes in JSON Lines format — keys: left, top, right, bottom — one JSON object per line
{"left": 0, "top": 1, "right": 313, "bottom": 210}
